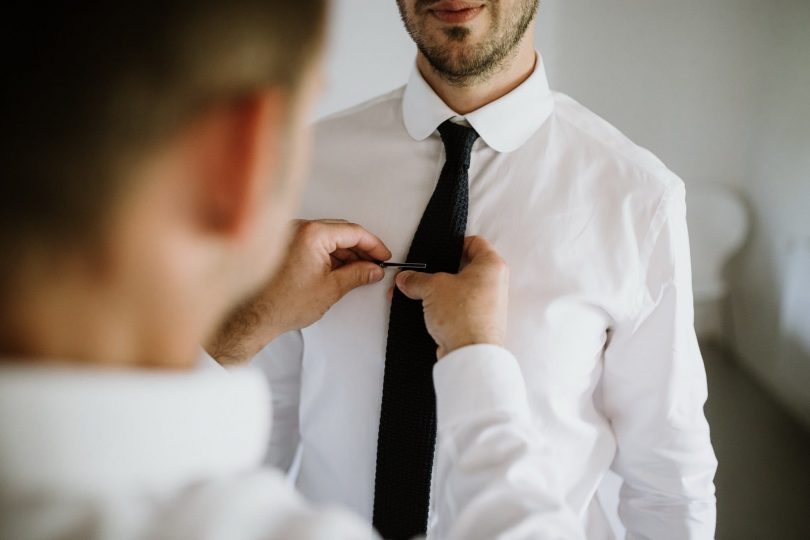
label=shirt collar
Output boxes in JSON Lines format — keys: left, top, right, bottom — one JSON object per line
{"left": 402, "top": 52, "right": 554, "bottom": 153}
{"left": 0, "top": 364, "right": 270, "bottom": 496}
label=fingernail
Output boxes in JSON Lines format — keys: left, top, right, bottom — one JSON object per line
{"left": 370, "top": 268, "right": 384, "bottom": 282}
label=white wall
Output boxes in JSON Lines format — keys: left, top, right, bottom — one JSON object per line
{"left": 535, "top": 0, "right": 768, "bottom": 189}
{"left": 316, "top": 1, "right": 414, "bottom": 118}
{"left": 319, "top": 1, "right": 810, "bottom": 425}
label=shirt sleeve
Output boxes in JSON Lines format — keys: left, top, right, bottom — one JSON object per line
{"left": 163, "top": 345, "right": 582, "bottom": 539}
{"left": 602, "top": 182, "right": 718, "bottom": 539}
{"left": 149, "top": 468, "right": 379, "bottom": 540}
{"left": 252, "top": 330, "right": 305, "bottom": 473}
{"left": 430, "top": 344, "right": 585, "bottom": 540}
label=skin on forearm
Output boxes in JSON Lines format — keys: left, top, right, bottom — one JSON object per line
{"left": 206, "top": 297, "right": 284, "bottom": 365}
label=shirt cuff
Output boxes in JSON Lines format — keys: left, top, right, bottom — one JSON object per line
{"left": 197, "top": 349, "right": 228, "bottom": 372}
{"left": 433, "top": 344, "right": 531, "bottom": 430}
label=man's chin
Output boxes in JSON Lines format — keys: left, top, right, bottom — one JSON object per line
{"left": 429, "top": 39, "right": 483, "bottom": 66}
{"left": 422, "top": 26, "right": 485, "bottom": 50}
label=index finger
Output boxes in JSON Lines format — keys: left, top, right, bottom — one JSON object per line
{"left": 318, "top": 221, "right": 392, "bottom": 262}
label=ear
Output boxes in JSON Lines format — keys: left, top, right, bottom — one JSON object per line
{"left": 189, "top": 90, "right": 287, "bottom": 239}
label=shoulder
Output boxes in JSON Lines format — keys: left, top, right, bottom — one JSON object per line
{"left": 542, "top": 91, "right": 687, "bottom": 250}
{"left": 315, "top": 87, "right": 405, "bottom": 136}
{"left": 549, "top": 91, "right": 684, "bottom": 199}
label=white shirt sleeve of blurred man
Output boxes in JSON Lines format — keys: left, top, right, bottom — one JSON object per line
{"left": 0, "top": 345, "right": 582, "bottom": 539}
{"left": 174, "top": 346, "right": 583, "bottom": 538}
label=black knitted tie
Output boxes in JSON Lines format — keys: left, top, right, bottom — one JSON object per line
{"left": 372, "top": 120, "right": 479, "bottom": 539}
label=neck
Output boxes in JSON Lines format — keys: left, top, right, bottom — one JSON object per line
{"left": 417, "top": 34, "right": 537, "bottom": 115}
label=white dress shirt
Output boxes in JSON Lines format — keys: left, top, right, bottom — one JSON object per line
{"left": 0, "top": 347, "right": 581, "bottom": 539}
{"left": 258, "top": 54, "right": 718, "bottom": 539}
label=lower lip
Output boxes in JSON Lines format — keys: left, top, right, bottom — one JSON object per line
{"left": 430, "top": 6, "right": 484, "bottom": 24}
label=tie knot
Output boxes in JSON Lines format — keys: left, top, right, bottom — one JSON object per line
{"left": 438, "top": 120, "right": 478, "bottom": 162}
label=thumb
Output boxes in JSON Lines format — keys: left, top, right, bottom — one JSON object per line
{"left": 332, "top": 261, "right": 385, "bottom": 297}
{"left": 395, "top": 271, "right": 434, "bottom": 300}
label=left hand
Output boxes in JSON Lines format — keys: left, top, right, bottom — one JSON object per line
{"left": 395, "top": 236, "right": 509, "bottom": 359}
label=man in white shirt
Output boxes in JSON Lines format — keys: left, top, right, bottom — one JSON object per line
{"left": 0, "top": 1, "right": 583, "bottom": 539}
{"left": 258, "top": 1, "right": 719, "bottom": 538}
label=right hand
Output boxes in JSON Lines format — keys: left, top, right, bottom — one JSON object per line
{"left": 207, "top": 219, "right": 391, "bottom": 364}
{"left": 395, "top": 236, "right": 509, "bottom": 359}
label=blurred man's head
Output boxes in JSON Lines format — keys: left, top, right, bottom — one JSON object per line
{"left": 396, "top": 0, "right": 539, "bottom": 86}
{"left": 0, "top": 1, "right": 327, "bottom": 366}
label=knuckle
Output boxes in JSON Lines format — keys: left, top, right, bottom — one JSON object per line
{"left": 478, "top": 256, "right": 508, "bottom": 283}
{"left": 361, "top": 268, "right": 373, "bottom": 284}
{"left": 353, "top": 265, "right": 368, "bottom": 284}
{"left": 494, "top": 260, "right": 510, "bottom": 282}
{"left": 492, "top": 255, "right": 508, "bottom": 272}
{"left": 472, "top": 235, "right": 489, "bottom": 248}
{"left": 297, "top": 220, "right": 320, "bottom": 240}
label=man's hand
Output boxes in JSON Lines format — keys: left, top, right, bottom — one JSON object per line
{"left": 395, "top": 236, "right": 509, "bottom": 359}
{"left": 208, "top": 219, "right": 391, "bottom": 364}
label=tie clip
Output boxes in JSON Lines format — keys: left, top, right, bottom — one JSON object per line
{"left": 377, "top": 262, "right": 427, "bottom": 270}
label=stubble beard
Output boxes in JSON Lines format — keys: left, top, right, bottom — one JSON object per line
{"left": 398, "top": 0, "right": 539, "bottom": 87}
